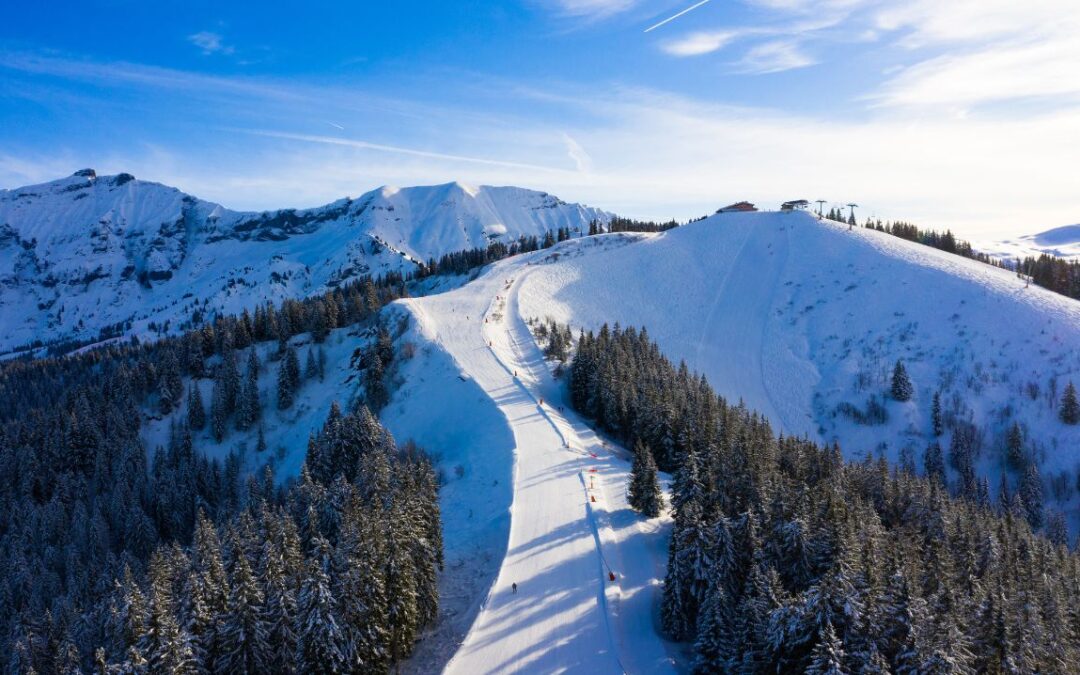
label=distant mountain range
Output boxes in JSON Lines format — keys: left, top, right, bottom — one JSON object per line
{"left": 978, "top": 223, "right": 1080, "bottom": 261}
{"left": 0, "top": 170, "right": 611, "bottom": 354}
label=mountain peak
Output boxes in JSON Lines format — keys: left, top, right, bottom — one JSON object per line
{"left": 0, "top": 171, "right": 613, "bottom": 355}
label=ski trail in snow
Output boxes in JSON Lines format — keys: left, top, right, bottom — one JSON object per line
{"left": 404, "top": 251, "right": 678, "bottom": 674}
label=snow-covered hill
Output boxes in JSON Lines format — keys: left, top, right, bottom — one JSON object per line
{"left": 517, "top": 211, "right": 1080, "bottom": 481}
{"left": 980, "top": 223, "right": 1080, "bottom": 261}
{"left": 134, "top": 209, "right": 1080, "bottom": 672}
{"left": 0, "top": 170, "right": 610, "bottom": 354}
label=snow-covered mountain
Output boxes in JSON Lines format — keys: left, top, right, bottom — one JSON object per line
{"left": 514, "top": 210, "right": 1080, "bottom": 477}
{"left": 0, "top": 170, "right": 610, "bottom": 354}
{"left": 979, "top": 223, "right": 1080, "bottom": 261}
{"left": 135, "top": 207, "right": 1080, "bottom": 672}
{"left": 376, "top": 212, "right": 1080, "bottom": 669}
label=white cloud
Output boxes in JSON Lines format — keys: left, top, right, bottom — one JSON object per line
{"left": 869, "top": 0, "right": 1080, "bottom": 110}
{"left": 662, "top": 30, "right": 737, "bottom": 56}
{"left": 187, "top": 31, "right": 235, "bottom": 56}
{"left": 735, "top": 40, "right": 815, "bottom": 73}
{"left": 4, "top": 49, "right": 1078, "bottom": 240}
{"left": 562, "top": 133, "right": 593, "bottom": 172}
{"left": 541, "top": 0, "right": 638, "bottom": 19}
{"left": 872, "top": 38, "right": 1080, "bottom": 109}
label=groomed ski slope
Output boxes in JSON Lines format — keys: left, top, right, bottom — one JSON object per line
{"left": 395, "top": 238, "right": 679, "bottom": 674}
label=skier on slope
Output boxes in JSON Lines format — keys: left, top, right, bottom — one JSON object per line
{"left": 512, "top": 582, "right": 518, "bottom": 594}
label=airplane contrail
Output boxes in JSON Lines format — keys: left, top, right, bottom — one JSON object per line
{"left": 326, "top": 121, "right": 345, "bottom": 130}
{"left": 644, "top": 0, "right": 713, "bottom": 33}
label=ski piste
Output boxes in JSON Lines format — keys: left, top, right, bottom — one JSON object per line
{"left": 401, "top": 246, "right": 679, "bottom": 674}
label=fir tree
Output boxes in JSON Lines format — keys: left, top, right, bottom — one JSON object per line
{"left": 364, "top": 353, "right": 389, "bottom": 412}
{"left": 141, "top": 553, "right": 199, "bottom": 675}
{"left": 931, "top": 391, "right": 943, "bottom": 436}
{"left": 805, "top": 620, "right": 848, "bottom": 675}
{"left": 295, "top": 537, "right": 348, "bottom": 674}
{"left": 628, "top": 440, "right": 664, "bottom": 517}
{"left": 891, "top": 360, "right": 913, "bottom": 402}
{"left": 1020, "top": 463, "right": 1045, "bottom": 530}
{"left": 1061, "top": 381, "right": 1080, "bottom": 425}
{"left": 924, "top": 442, "right": 945, "bottom": 486}
{"left": 1006, "top": 421, "right": 1025, "bottom": 471}
{"left": 211, "top": 378, "right": 228, "bottom": 442}
{"left": 187, "top": 384, "right": 205, "bottom": 431}
{"left": 277, "top": 347, "right": 300, "bottom": 410}
{"left": 217, "top": 553, "right": 270, "bottom": 674}
{"left": 236, "top": 348, "right": 261, "bottom": 431}
{"left": 305, "top": 348, "right": 318, "bottom": 382}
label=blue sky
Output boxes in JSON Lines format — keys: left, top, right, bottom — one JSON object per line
{"left": 1, "top": 0, "right": 1078, "bottom": 238}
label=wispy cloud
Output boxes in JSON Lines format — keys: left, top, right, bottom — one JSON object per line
{"left": 869, "top": 0, "right": 1080, "bottom": 111}
{"left": 240, "top": 129, "right": 574, "bottom": 174}
{"left": 736, "top": 40, "right": 815, "bottom": 73}
{"left": 187, "top": 31, "right": 235, "bottom": 56}
{"left": 562, "top": 133, "right": 593, "bottom": 172}
{"left": 661, "top": 30, "right": 738, "bottom": 56}
{"left": 541, "top": 0, "right": 638, "bottom": 20}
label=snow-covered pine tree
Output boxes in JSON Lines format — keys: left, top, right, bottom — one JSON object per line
{"left": 628, "top": 439, "right": 665, "bottom": 517}
{"left": 295, "top": 536, "right": 348, "bottom": 673}
{"left": 924, "top": 442, "right": 945, "bottom": 486}
{"left": 1006, "top": 421, "right": 1025, "bottom": 471}
{"left": 805, "top": 620, "right": 848, "bottom": 675}
{"left": 277, "top": 346, "right": 300, "bottom": 410}
{"left": 221, "top": 348, "right": 241, "bottom": 415}
{"left": 384, "top": 495, "right": 421, "bottom": 663}
{"left": 140, "top": 552, "right": 199, "bottom": 675}
{"left": 259, "top": 534, "right": 298, "bottom": 673}
{"left": 187, "top": 383, "right": 205, "bottom": 431}
{"left": 216, "top": 552, "right": 270, "bottom": 673}
{"left": 1061, "top": 381, "right": 1080, "bottom": 425}
{"left": 364, "top": 353, "right": 389, "bottom": 412}
{"left": 1020, "top": 463, "right": 1045, "bottom": 530}
{"left": 211, "top": 378, "right": 228, "bottom": 441}
{"left": 891, "top": 360, "right": 913, "bottom": 402}
{"left": 235, "top": 348, "right": 261, "bottom": 431}
{"left": 305, "top": 347, "right": 318, "bottom": 382}
{"left": 931, "top": 391, "right": 943, "bottom": 436}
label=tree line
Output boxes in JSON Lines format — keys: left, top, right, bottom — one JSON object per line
{"left": 1014, "top": 253, "right": 1080, "bottom": 301}
{"left": 843, "top": 213, "right": 1080, "bottom": 304}
{"left": 570, "top": 323, "right": 1080, "bottom": 673}
{"left": 589, "top": 216, "right": 678, "bottom": 235}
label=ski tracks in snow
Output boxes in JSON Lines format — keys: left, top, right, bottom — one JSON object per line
{"left": 412, "top": 256, "right": 678, "bottom": 674}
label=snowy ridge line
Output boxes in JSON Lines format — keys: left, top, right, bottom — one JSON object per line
{"left": 821, "top": 214, "right": 1080, "bottom": 322}
{"left": 0, "top": 173, "right": 614, "bottom": 355}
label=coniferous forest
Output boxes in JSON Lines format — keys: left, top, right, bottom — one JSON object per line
{"left": 570, "top": 324, "right": 1080, "bottom": 673}
{"left": 0, "top": 267, "right": 443, "bottom": 673}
